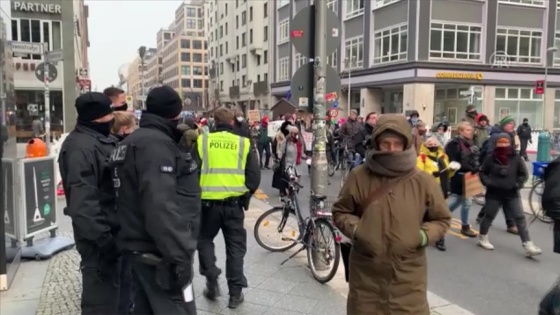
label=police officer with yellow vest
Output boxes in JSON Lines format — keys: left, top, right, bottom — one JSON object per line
{"left": 197, "top": 107, "right": 261, "bottom": 309}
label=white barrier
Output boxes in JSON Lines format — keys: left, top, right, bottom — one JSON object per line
{"left": 50, "top": 133, "right": 69, "bottom": 188}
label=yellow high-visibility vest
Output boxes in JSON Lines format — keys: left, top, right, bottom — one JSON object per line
{"left": 197, "top": 131, "right": 250, "bottom": 200}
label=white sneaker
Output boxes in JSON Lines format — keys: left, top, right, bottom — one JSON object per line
{"left": 523, "top": 241, "right": 543, "bottom": 257}
{"left": 477, "top": 235, "right": 494, "bottom": 250}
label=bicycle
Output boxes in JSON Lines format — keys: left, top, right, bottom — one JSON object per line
{"left": 253, "top": 166, "right": 341, "bottom": 283}
{"left": 528, "top": 161, "right": 554, "bottom": 224}
{"left": 339, "top": 138, "right": 354, "bottom": 188}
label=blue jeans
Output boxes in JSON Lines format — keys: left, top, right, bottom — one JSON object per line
{"left": 351, "top": 153, "right": 362, "bottom": 169}
{"left": 447, "top": 195, "right": 472, "bottom": 227}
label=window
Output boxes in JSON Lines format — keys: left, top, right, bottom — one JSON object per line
{"left": 193, "top": 66, "right": 203, "bottom": 75}
{"left": 249, "top": 7, "right": 253, "bottom": 21}
{"left": 554, "top": 91, "right": 560, "bottom": 128}
{"left": 187, "top": 19, "right": 196, "bottom": 29}
{"left": 373, "top": 24, "right": 407, "bottom": 64}
{"left": 242, "top": 11, "right": 246, "bottom": 25}
{"left": 554, "top": 33, "right": 560, "bottom": 65}
{"left": 242, "top": 75, "right": 247, "bottom": 87}
{"left": 264, "top": 50, "right": 268, "bottom": 64}
{"left": 181, "top": 53, "right": 191, "bottom": 61}
{"left": 182, "top": 79, "right": 191, "bottom": 88}
{"left": 242, "top": 33, "right": 246, "bottom": 46}
{"left": 193, "top": 79, "right": 203, "bottom": 88}
{"left": 236, "top": 15, "right": 239, "bottom": 29}
{"left": 181, "top": 39, "right": 190, "bottom": 49}
{"left": 278, "top": 57, "right": 289, "bottom": 81}
{"left": 31, "top": 20, "right": 40, "bottom": 43}
{"left": 220, "top": 80, "right": 224, "bottom": 91}
{"left": 181, "top": 66, "right": 191, "bottom": 75}
{"left": 279, "top": 19, "right": 289, "bottom": 44}
{"left": 193, "top": 53, "right": 203, "bottom": 62}
{"left": 225, "top": 23, "right": 228, "bottom": 35}
{"left": 278, "top": 0, "right": 289, "bottom": 8}
{"left": 20, "top": 19, "right": 31, "bottom": 42}
{"left": 295, "top": 53, "right": 307, "bottom": 68}
{"left": 264, "top": 26, "right": 268, "bottom": 41}
{"left": 327, "top": 0, "right": 338, "bottom": 15}
{"left": 226, "top": 42, "right": 229, "bottom": 54}
{"left": 430, "top": 22, "right": 482, "bottom": 60}
{"left": 11, "top": 20, "right": 18, "bottom": 41}
{"left": 198, "top": 20, "right": 204, "bottom": 30}
{"left": 219, "top": 45, "right": 223, "bottom": 56}
{"left": 219, "top": 26, "right": 223, "bottom": 38}
{"left": 43, "top": 22, "right": 50, "bottom": 50}
{"left": 345, "top": 0, "right": 364, "bottom": 19}
{"left": 236, "top": 36, "right": 239, "bottom": 49}
{"left": 52, "top": 21, "right": 61, "bottom": 50}
{"left": 220, "top": 62, "right": 224, "bottom": 74}
{"left": 327, "top": 51, "right": 338, "bottom": 67}
{"left": 250, "top": 29, "right": 253, "bottom": 43}
{"left": 264, "top": 3, "right": 268, "bottom": 17}
{"left": 499, "top": 0, "right": 544, "bottom": 6}
{"left": 193, "top": 40, "right": 202, "bottom": 49}
{"left": 374, "top": 0, "right": 401, "bottom": 9}
{"left": 496, "top": 27, "right": 542, "bottom": 64}
{"left": 242, "top": 54, "right": 247, "bottom": 68}
{"left": 344, "top": 36, "right": 364, "bottom": 69}
{"left": 187, "top": 7, "right": 196, "bottom": 17}
{"left": 496, "top": 87, "right": 543, "bottom": 128}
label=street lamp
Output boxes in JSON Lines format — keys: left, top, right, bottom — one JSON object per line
{"left": 138, "top": 46, "right": 147, "bottom": 109}
{"left": 344, "top": 57, "right": 357, "bottom": 112}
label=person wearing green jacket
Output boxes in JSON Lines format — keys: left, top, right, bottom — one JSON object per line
{"left": 473, "top": 113, "right": 491, "bottom": 148}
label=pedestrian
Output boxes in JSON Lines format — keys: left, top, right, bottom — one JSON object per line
{"left": 354, "top": 111, "right": 377, "bottom": 163}
{"left": 232, "top": 110, "right": 251, "bottom": 138}
{"left": 31, "top": 116, "right": 44, "bottom": 139}
{"left": 177, "top": 116, "right": 200, "bottom": 152}
{"left": 58, "top": 92, "right": 120, "bottom": 315}
{"left": 257, "top": 116, "right": 272, "bottom": 169}
{"left": 417, "top": 137, "right": 460, "bottom": 251}
{"left": 433, "top": 123, "right": 448, "bottom": 147}
{"left": 103, "top": 87, "right": 128, "bottom": 111}
{"left": 473, "top": 113, "right": 490, "bottom": 148}
{"left": 339, "top": 109, "right": 362, "bottom": 153}
{"left": 111, "top": 111, "right": 136, "bottom": 141}
{"left": 197, "top": 107, "right": 261, "bottom": 309}
{"left": 272, "top": 126, "right": 300, "bottom": 197}
{"left": 517, "top": 118, "right": 532, "bottom": 161}
{"left": 444, "top": 121, "right": 479, "bottom": 238}
{"left": 478, "top": 133, "right": 542, "bottom": 256}
{"left": 111, "top": 86, "right": 200, "bottom": 314}
{"left": 332, "top": 114, "right": 451, "bottom": 315}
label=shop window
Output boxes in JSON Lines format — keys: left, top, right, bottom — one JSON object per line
{"left": 495, "top": 87, "right": 543, "bottom": 128}
{"left": 430, "top": 22, "right": 481, "bottom": 61}
{"left": 434, "top": 87, "right": 483, "bottom": 125}
{"left": 496, "top": 28, "right": 542, "bottom": 64}
{"left": 15, "top": 90, "right": 63, "bottom": 141}
{"left": 344, "top": 36, "right": 364, "bottom": 69}
{"left": 373, "top": 24, "right": 407, "bottom": 65}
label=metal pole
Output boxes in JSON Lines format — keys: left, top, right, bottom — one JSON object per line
{"left": 311, "top": 0, "right": 327, "bottom": 197}
{"left": 348, "top": 62, "right": 352, "bottom": 114}
{"left": 43, "top": 43, "right": 51, "bottom": 149}
{"left": 544, "top": 57, "right": 549, "bottom": 126}
{"left": 141, "top": 60, "right": 146, "bottom": 110}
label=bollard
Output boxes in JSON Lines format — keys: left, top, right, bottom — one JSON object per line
{"left": 537, "top": 130, "right": 552, "bottom": 162}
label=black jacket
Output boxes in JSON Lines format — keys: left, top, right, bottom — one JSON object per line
{"left": 233, "top": 120, "right": 250, "bottom": 138}
{"left": 543, "top": 157, "right": 560, "bottom": 220}
{"left": 516, "top": 123, "right": 532, "bottom": 140}
{"left": 59, "top": 124, "right": 118, "bottom": 246}
{"left": 111, "top": 113, "right": 201, "bottom": 267}
{"left": 445, "top": 137, "right": 480, "bottom": 195}
{"left": 479, "top": 154, "right": 528, "bottom": 200}
{"left": 354, "top": 123, "right": 374, "bottom": 158}
{"left": 209, "top": 124, "right": 261, "bottom": 194}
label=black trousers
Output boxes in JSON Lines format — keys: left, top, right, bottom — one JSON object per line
{"left": 130, "top": 260, "right": 197, "bottom": 315}
{"left": 76, "top": 240, "right": 121, "bottom": 315}
{"left": 520, "top": 139, "right": 529, "bottom": 159}
{"left": 340, "top": 243, "right": 351, "bottom": 283}
{"left": 258, "top": 143, "right": 271, "bottom": 168}
{"left": 477, "top": 205, "right": 516, "bottom": 228}
{"left": 198, "top": 202, "right": 247, "bottom": 295}
{"left": 118, "top": 254, "right": 134, "bottom": 314}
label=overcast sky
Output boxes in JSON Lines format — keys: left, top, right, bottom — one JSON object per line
{"left": 86, "top": 0, "right": 183, "bottom": 92}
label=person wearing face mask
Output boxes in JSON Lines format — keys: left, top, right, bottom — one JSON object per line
{"left": 417, "top": 137, "right": 460, "bottom": 251}
{"left": 232, "top": 111, "right": 251, "bottom": 138}
{"left": 110, "top": 86, "right": 200, "bottom": 314}
{"left": 58, "top": 92, "right": 121, "bottom": 314}
{"left": 104, "top": 86, "right": 128, "bottom": 111}
{"left": 478, "top": 134, "right": 542, "bottom": 257}
{"left": 354, "top": 112, "right": 378, "bottom": 165}
{"left": 111, "top": 111, "right": 136, "bottom": 141}
{"left": 516, "top": 118, "right": 532, "bottom": 161}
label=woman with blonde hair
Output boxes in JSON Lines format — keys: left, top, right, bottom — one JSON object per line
{"left": 111, "top": 111, "right": 136, "bottom": 140}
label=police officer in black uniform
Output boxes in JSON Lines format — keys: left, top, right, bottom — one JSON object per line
{"left": 197, "top": 108, "right": 261, "bottom": 309}
{"left": 58, "top": 92, "right": 120, "bottom": 315}
{"left": 111, "top": 86, "right": 200, "bottom": 314}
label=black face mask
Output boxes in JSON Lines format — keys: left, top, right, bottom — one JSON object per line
{"left": 428, "top": 147, "right": 439, "bottom": 153}
{"left": 523, "top": 122, "right": 528, "bottom": 126}
{"left": 468, "top": 111, "right": 477, "bottom": 118}
{"left": 80, "top": 119, "right": 114, "bottom": 137}
{"left": 113, "top": 103, "right": 128, "bottom": 111}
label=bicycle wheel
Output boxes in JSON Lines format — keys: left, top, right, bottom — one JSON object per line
{"left": 528, "top": 180, "right": 554, "bottom": 224}
{"left": 307, "top": 218, "right": 341, "bottom": 283}
{"left": 254, "top": 206, "right": 300, "bottom": 252}
{"left": 328, "top": 161, "right": 336, "bottom": 177}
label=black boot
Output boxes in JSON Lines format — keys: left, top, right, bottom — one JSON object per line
{"left": 203, "top": 278, "right": 221, "bottom": 301}
{"left": 228, "top": 292, "right": 244, "bottom": 309}
{"left": 435, "top": 238, "right": 446, "bottom": 251}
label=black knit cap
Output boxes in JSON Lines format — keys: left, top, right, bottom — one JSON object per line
{"left": 75, "top": 92, "right": 113, "bottom": 122}
{"left": 145, "top": 86, "right": 183, "bottom": 119}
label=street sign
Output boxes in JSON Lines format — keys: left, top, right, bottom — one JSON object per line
{"left": 328, "top": 108, "right": 339, "bottom": 118}
{"left": 35, "top": 63, "right": 58, "bottom": 82}
{"left": 290, "top": 63, "right": 341, "bottom": 110}
{"left": 459, "top": 90, "right": 472, "bottom": 96}
{"left": 535, "top": 80, "right": 544, "bottom": 95}
{"left": 126, "top": 95, "right": 133, "bottom": 103}
{"left": 9, "top": 41, "right": 43, "bottom": 55}
{"left": 290, "top": 5, "right": 341, "bottom": 58}
{"left": 46, "top": 50, "right": 63, "bottom": 63}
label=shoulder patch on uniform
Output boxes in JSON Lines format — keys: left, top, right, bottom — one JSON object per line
{"left": 160, "top": 165, "right": 174, "bottom": 173}
{"left": 110, "top": 145, "right": 128, "bottom": 163}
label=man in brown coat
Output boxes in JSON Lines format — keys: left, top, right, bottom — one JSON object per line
{"left": 332, "top": 114, "right": 451, "bottom": 315}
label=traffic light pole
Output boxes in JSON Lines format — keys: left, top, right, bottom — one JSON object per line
{"left": 43, "top": 43, "right": 51, "bottom": 148}
{"left": 310, "top": 1, "right": 328, "bottom": 198}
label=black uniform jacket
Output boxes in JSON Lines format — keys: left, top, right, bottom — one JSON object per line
{"left": 59, "top": 124, "right": 118, "bottom": 245}
{"left": 111, "top": 113, "right": 201, "bottom": 267}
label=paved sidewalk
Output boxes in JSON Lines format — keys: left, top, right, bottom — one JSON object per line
{"left": 1, "top": 198, "right": 476, "bottom": 315}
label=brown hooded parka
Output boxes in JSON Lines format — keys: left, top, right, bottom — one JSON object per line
{"left": 332, "top": 114, "right": 451, "bottom": 315}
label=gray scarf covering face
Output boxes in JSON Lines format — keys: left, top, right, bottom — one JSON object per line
{"left": 365, "top": 147, "right": 418, "bottom": 178}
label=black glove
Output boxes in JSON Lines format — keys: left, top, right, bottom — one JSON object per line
{"left": 432, "top": 171, "right": 441, "bottom": 178}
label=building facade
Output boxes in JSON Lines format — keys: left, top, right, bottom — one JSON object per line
{"left": 206, "top": 0, "right": 271, "bottom": 112}
{"left": 270, "top": 0, "right": 560, "bottom": 130}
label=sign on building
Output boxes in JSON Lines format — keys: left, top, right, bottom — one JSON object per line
{"left": 12, "top": 2, "right": 61, "bottom": 14}
{"left": 9, "top": 41, "right": 43, "bottom": 56}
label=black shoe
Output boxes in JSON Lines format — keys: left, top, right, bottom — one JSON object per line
{"left": 435, "top": 239, "right": 446, "bottom": 251}
{"left": 202, "top": 278, "right": 221, "bottom": 301}
{"left": 228, "top": 293, "right": 244, "bottom": 309}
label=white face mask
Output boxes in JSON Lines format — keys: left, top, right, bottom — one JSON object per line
{"left": 236, "top": 116, "right": 244, "bottom": 122}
